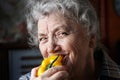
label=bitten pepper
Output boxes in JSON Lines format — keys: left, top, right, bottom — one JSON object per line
{"left": 36, "top": 55, "right": 63, "bottom": 77}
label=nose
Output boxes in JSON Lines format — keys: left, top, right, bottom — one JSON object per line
{"left": 47, "top": 39, "right": 61, "bottom": 54}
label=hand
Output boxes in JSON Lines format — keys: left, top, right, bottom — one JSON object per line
{"left": 30, "top": 66, "right": 69, "bottom": 80}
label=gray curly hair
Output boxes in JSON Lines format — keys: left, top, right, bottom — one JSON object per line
{"left": 25, "top": 0, "right": 99, "bottom": 47}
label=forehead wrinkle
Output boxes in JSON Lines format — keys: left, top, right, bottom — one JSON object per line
{"left": 38, "top": 16, "right": 50, "bottom": 35}
{"left": 46, "top": 20, "right": 49, "bottom": 34}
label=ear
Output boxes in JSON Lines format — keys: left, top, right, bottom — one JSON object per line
{"left": 89, "top": 34, "right": 96, "bottom": 48}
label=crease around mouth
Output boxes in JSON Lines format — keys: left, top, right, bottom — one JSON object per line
{"left": 62, "top": 55, "right": 68, "bottom": 65}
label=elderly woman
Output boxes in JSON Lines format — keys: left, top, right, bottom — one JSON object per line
{"left": 19, "top": 0, "right": 120, "bottom": 80}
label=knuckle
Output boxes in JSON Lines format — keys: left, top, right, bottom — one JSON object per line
{"left": 31, "top": 68, "right": 35, "bottom": 72}
{"left": 57, "top": 71, "right": 65, "bottom": 77}
{"left": 58, "top": 72, "right": 63, "bottom": 76}
{"left": 49, "top": 67, "right": 58, "bottom": 73}
{"left": 50, "top": 71, "right": 67, "bottom": 80}
{"left": 58, "top": 71, "right": 68, "bottom": 78}
{"left": 49, "top": 66, "right": 64, "bottom": 73}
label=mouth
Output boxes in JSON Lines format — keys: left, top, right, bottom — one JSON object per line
{"left": 62, "top": 55, "right": 69, "bottom": 65}
{"left": 62, "top": 54, "right": 72, "bottom": 73}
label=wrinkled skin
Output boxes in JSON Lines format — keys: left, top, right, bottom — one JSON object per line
{"left": 30, "top": 12, "right": 96, "bottom": 80}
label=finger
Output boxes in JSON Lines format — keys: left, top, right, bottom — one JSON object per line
{"left": 50, "top": 71, "right": 69, "bottom": 80}
{"left": 31, "top": 67, "right": 39, "bottom": 78}
{"left": 41, "top": 66, "right": 66, "bottom": 77}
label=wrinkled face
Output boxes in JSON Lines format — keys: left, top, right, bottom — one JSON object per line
{"left": 37, "top": 13, "right": 93, "bottom": 77}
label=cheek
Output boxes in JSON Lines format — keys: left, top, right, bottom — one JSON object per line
{"left": 64, "top": 35, "right": 89, "bottom": 63}
{"left": 60, "top": 38, "right": 75, "bottom": 51}
{"left": 39, "top": 44, "right": 48, "bottom": 58}
{"left": 62, "top": 36, "right": 82, "bottom": 53}
{"left": 61, "top": 37, "right": 78, "bottom": 60}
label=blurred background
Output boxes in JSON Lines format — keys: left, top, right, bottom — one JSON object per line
{"left": 0, "top": 0, "right": 120, "bottom": 80}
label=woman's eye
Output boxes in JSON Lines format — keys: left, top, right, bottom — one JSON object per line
{"left": 61, "top": 32, "right": 68, "bottom": 35}
{"left": 39, "top": 37, "right": 47, "bottom": 42}
{"left": 58, "top": 32, "right": 68, "bottom": 38}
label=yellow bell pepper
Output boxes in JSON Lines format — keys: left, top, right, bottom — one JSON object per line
{"left": 36, "top": 55, "right": 63, "bottom": 77}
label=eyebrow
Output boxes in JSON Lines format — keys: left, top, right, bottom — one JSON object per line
{"left": 53, "top": 25, "right": 70, "bottom": 31}
{"left": 38, "top": 33, "right": 47, "bottom": 37}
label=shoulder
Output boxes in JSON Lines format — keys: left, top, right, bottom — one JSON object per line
{"left": 19, "top": 72, "right": 31, "bottom": 80}
{"left": 94, "top": 45, "right": 120, "bottom": 79}
{"left": 96, "top": 46, "right": 120, "bottom": 79}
